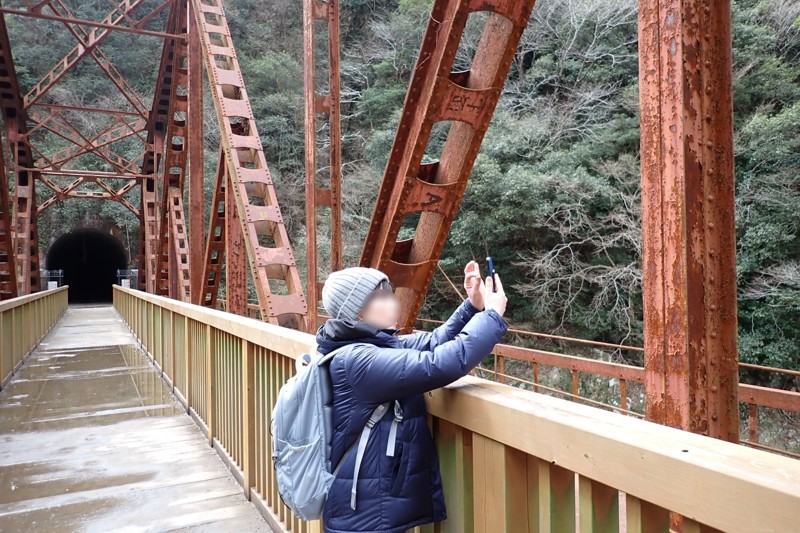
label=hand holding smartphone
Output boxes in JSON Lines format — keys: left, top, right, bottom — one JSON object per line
{"left": 486, "top": 256, "right": 497, "bottom": 293}
{"left": 483, "top": 256, "right": 507, "bottom": 316}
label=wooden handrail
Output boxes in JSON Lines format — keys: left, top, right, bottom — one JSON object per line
{"left": 0, "top": 285, "right": 68, "bottom": 312}
{"left": 115, "top": 286, "right": 800, "bottom": 533}
{"left": 0, "top": 286, "right": 69, "bottom": 387}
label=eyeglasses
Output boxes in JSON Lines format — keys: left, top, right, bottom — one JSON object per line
{"left": 376, "top": 280, "right": 395, "bottom": 294}
{"left": 364, "top": 281, "right": 395, "bottom": 306}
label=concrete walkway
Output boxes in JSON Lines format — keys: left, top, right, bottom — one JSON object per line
{"left": 0, "top": 306, "right": 270, "bottom": 532}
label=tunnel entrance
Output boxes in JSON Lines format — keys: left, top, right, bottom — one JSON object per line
{"left": 46, "top": 230, "right": 128, "bottom": 304}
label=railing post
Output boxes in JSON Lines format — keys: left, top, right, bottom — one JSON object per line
{"left": 206, "top": 323, "right": 215, "bottom": 445}
{"left": 436, "top": 420, "right": 473, "bottom": 533}
{"left": 579, "top": 477, "right": 619, "bottom": 533}
{"left": 626, "top": 495, "right": 670, "bottom": 533}
{"left": 184, "top": 314, "right": 191, "bottom": 400}
{"left": 748, "top": 404, "right": 759, "bottom": 444}
{"left": 472, "top": 434, "right": 533, "bottom": 532}
{"left": 242, "top": 338, "right": 255, "bottom": 498}
{"left": 0, "top": 310, "right": 4, "bottom": 384}
{"left": 168, "top": 310, "right": 175, "bottom": 390}
{"left": 11, "top": 308, "right": 16, "bottom": 368}
{"left": 538, "top": 461, "right": 576, "bottom": 532}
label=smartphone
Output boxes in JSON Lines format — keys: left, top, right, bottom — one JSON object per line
{"left": 486, "top": 256, "right": 497, "bottom": 292}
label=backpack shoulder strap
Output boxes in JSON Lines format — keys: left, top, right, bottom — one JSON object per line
{"left": 347, "top": 402, "right": 390, "bottom": 511}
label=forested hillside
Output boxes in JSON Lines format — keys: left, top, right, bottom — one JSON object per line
{"left": 10, "top": 0, "right": 800, "bottom": 377}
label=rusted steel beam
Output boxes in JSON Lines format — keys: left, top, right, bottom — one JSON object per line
{"left": 137, "top": 212, "right": 147, "bottom": 291}
{"left": 638, "top": 0, "right": 739, "bottom": 441}
{"left": 199, "top": 155, "right": 227, "bottom": 308}
{"left": 31, "top": 103, "right": 141, "bottom": 117}
{"left": 23, "top": 0, "right": 149, "bottom": 111}
{"left": 225, "top": 162, "right": 247, "bottom": 316}
{"left": 0, "top": 6, "right": 185, "bottom": 40}
{"left": 139, "top": 5, "right": 180, "bottom": 293}
{"left": 0, "top": 142, "right": 18, "bottom": 300}
{"left": 27, "top": 169, "right": 148, "bottom": 180}
{"left": 167, "top": 187, "right": 191, "bottom": 301}
{"left": 487, "top": 342, "right": 800, "bottom": 416}
{"left": 191, "top": 0, "right": 307, "bottom": 329}
{"left": 154, "top": 1, "right": 190, "bottom": 297}
{"left": 360, "top": 0, "right": 539, "bottom": 330}
{"left": 493, "top": 344, "right": 645, "bottom": 384}
{"left": 304, "top": 0, "right": 343, "bottom": 329}
{"left": 0, "top": 12, "right": 41, "bottom": 294}
{"left": 140, "top": 182, "right": 158, "bottom": 292}
{"left": 187, "top": 2, "right": 205, "bottom": 305}
{"left": 739, "top": 384, "right": 800, "bottom": 413}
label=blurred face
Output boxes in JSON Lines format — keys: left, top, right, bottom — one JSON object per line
{"left": 359, "top": 281, "right": 400, "bottom": 330}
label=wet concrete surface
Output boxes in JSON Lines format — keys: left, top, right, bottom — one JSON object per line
{"left": 0, "top": 306, "right": 271, "bottom": 532}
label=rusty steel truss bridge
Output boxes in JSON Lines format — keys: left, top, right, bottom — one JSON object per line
{"left": 0, "top": 0, "right": 772, "bottom": 447}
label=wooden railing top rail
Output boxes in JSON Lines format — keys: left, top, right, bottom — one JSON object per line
{"left": 0, "top": 286, "right": 68, "bottom": 312}
{"left": 118, "top": 286, "right": 315, "bottom": 355}
{"left": 118, "top": 287, "right": 800, "bottom": 532}
{"left": 427, "top": 376, "right": 800, "bottom": 532}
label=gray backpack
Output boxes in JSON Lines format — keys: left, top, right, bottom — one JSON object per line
{"left": 271, "top": 348, "right": 403, "bottom": 520}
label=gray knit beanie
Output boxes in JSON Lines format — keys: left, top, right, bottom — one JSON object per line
{"left": 321, "top": 267, "right": 389, "bottom": 321}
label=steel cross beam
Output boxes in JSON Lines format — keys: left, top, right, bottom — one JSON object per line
{"left": 0, "top": 5, "right": 184, "bottom": 40}
{"left": 191, "top": 0, "right": 307, "bottom": 329}
{"left": 0, "top": 12, "right": 41, "bottom": 294}
{"left": 38, "top": 116, "right": 146, "bottom": 172}
{"left": 33, "top": 0, "right": 148, "bottom": 115}
{"left": 23, "top": 0, "right": 150, "bottom": 112}
{"left": 36, "top": 175, "right": 141, "bottom": 216}
{"left": 638, "top": 0, "right": 739, "bottom": 441}
{"left": 27, "top": 108, "right": 136, "bottom": 173}
{"left": 0, "top": 141, "right": 18, "bottom": 300}
{"left": 304, "top": 0, "right": 343, "bottom": 325}
{"left": 154, "top": 1, "right": 190, "bottom": 297}
{"left": 359, "top": 0, "right": 539, "bottom": 330}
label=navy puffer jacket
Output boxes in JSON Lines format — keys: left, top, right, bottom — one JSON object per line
{"left": 316, "top": 300, "right": 507, "bottom": 533}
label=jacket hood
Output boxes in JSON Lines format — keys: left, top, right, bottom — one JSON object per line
{"left": 315, "top": 319, "right": 398, "bottom": 355}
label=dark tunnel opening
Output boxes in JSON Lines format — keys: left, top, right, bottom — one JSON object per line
{"left": 46, "top": 230, "right": 128, "bottom": 304}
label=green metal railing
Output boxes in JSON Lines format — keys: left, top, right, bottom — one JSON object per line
{"left": 0, "top": 286, "right": 69, "bottom": 387}
{"left": 115, "top": 286, "right": 800, "bottom": 533}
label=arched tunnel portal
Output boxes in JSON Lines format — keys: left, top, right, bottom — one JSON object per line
{"left": 46, "top": 230, "right": 128, "bottom": 304}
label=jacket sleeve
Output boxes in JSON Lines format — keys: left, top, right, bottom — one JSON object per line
{"left": 398, "top": 299, "right": 480, "bottom": 352}
{"left": 343, "top": 309, "right": 507, "bottom": 404}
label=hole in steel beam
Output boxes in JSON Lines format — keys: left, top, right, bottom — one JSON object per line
{"left": 258, "top": 232, "right": 277, "bottom": 248}
{"left": 454, "top": 12, "right": 490, "bottom": 73}
{"left": 398, "top": 213, "right": 421, "bottom": 242}
{"left": 423, "top": 121, "right": 452, "bottom": 164}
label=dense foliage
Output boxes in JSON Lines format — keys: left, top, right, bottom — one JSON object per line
{"left": 9, "top": 0, "right": 799, "bottom": 379}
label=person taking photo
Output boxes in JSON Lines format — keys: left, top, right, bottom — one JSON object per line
{"left": 316, "top": 260, "right": 508, "bottom": 533}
